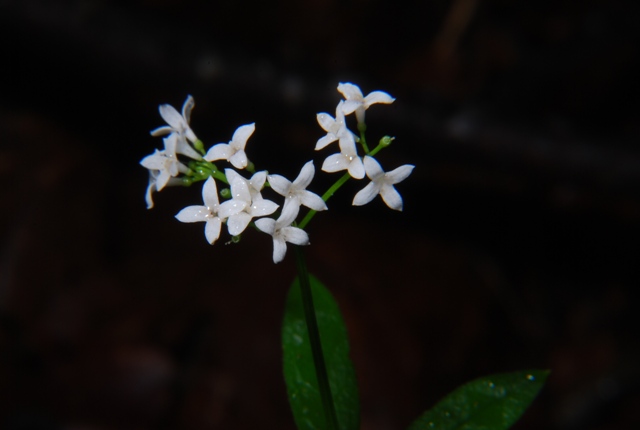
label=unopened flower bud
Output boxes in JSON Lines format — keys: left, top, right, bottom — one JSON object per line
{"left": 194, "top": 139, "right": 205, "bottom": 154}
{"left": 379, "top": 135, "right": 395, "bottom": 147}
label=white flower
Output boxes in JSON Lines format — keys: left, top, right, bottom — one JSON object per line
{"left": 268, "top": 161, "right": 327, "bottom": 221}
{"left": 320, "top": 135, "right": 365, "bottom": 179}
{"left": 140, "top": 134, "right": 190, "bottom": 191}
{"left": 337, "top": 82, "right": 395, "bottom": 125}
{"left": 315, "top": 100, "right": 356, "bottom": 151}
{"left": 144, "top": 169, "right": 182, "bottom": 209}
{"left": 204, "top": 123, "right": 255, "bottom": 169}
{"left": 353, "top": 156, "right": 414, "bottom": 211}
{"left": 175, "top": 177, "right": 246, "bottom": 244}
{"left": 225, "top": 169, "right": 279, "bottom": 235}
{"left": 150, "top": 95, "right": 201, "bottom": 160}
{"left": 255, "top": 209, "right": 309, "bottom": 264}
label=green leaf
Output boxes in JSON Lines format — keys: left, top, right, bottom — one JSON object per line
{"left": 282, "top": 274, "right": 360, "bottom": 430}
{"left": 408, "top": 370, "right": 549, "bottom": 430}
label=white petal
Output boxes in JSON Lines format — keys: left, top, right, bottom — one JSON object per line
{"left": 316, "top": 112, "right": 336, "bottom": 132}
{"left": 140, "top": 151, "right": 165, "bottom": 170}
{"left": 175, "top": 205, "right": 209, "bottom": 223}
{"left": 250, "top": 199, "right": 279, "bottom": 217}
{"left": 228, "top": 173, "right": 251, "bottom": 203}
{"left": 145, "top": 176, "right": 157, "bottom": 209}
{"left": 348, "top": 157, "right": 365, "bottom": 179}
{"left": 182, "top": 95, "right": 195, "bottom": 124}
{"left": 250, "top": 171, "right": 267, "bottom": 190}
{"left": 204, "top": 144, "right": 231, "bottom": 162}
{"left": 281, "top": 226, "right": 309, "bottom": 246}
{"left": 229, "top": 150, "right": 248, "bottom": 169}
{"left": 293, "top": 161, "right": 315, "bottom": 189}
{"left": 363, "top": 91, "right": 395, "bottom": 107}
{"left": 300, "top": 191, "right": 327, "bottom": 211}
{"left": 202, "top": 177, "right": 220, "bottom": 209}
{"left": 280, "top": 198, "right": 301, "bottom": 224}
{"left": 315, "top": 134, "right": 337, "bottom": 151}
{"left": 341, "top": 100, "right": 361, "bottom": 115}
{"left": 204, "top": 217, "right": 222, "bottom": 244}
{"left": 163, "top": 134, "right": 178, "bottom": 154}
{"left": 385, "top": 164, "right": 415, "bottom": 184}
{"left": 338, "top": 128, "right": 356, "bottom": 146}
{"left": 168, "top": 160, "right": 180, "bottom": 177}
{"left": 231, "top": 123, "right": 255, "bottom": 149}
{"left": 218, "top": 199, "right": 247, "bottom": 219}
{"left": 321, "top": 153, "right": 350, "bottom": 173}
{"left": 272, "top": 237, "right": 287, "bottom": 263}
{"left": 225, "top": 168, "right": 241, "bottom": 184}
{"left": 159, "top": 104, "right": 184, "bottom": 129}
{"left": 227, "top": 212, "right": 252, "bottom": 236}
{"left": 267, "top": 174, "right": 293, "bottom": 196}
{"left": 150, "top": 125, "right": 173, "bottom": 137}
{"left": 255, "top": 217, "right": 276, "bottom": 235}
{"left": 337, "top": 83, "right": 364, "bottom": 101}
{"left": 380, "top": 184, "right": 403, "bottom": 211}
{"left": 176, "top": 137, "right": 202, "bottom": 160}
{"left": 352, "top": 181, "right": 379, "bottom": 206}
{"left": 155, "top": 170, "right": 171, "bottom": 191}
{"left": 185, "top": 127, "right": 198, "bottom": 143}
{"left": 363, "top": 155, "right": 384, "bottom": 179}
{"left": 338, "top": 133, "right": 358, "bottom": 155}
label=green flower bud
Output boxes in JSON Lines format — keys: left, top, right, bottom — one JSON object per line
{"left": 194, "top": 139, "right": 205, "bottom": 154}
{"left": 220, "top": 187, "right": 231, "bottom": 198}
{"left": 379, "top": 135, "right": 395, "bottom": 147}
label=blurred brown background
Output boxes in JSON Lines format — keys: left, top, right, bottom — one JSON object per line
{"left": 1, "top": 0, "right": 640, "bottom": 429}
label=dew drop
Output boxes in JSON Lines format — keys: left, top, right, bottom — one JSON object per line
{"left": 526, "top": 374, "right": 535, "bottom": 381}
{"left": 428, "top": 422, "right": 435, "bottom": 428}
{"left": 487, "top": 381, "right": 495, "bottom": 388}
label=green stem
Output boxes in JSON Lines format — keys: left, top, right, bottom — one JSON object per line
{"left": 294, "top": 246, "right": 339, "bottom": 430}
{"left": 298, "top": 172, "right": 351, "bottom": 230}
{"left": 298, "top": 138, "right": 390, "bottom": 229}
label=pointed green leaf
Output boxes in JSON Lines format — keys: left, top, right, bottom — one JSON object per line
{"left": 282, "top": 274, "right": 359, "bottom": 430}
{"left": 408, "top": 370, "right": 549, "bottom": 430}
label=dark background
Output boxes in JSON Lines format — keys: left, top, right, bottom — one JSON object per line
{"left": 1, "top": 0, "right": 640, "bottom": 429}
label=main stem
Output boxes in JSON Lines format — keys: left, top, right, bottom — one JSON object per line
{"left": 294, "top": 246, "right": 340, "bottom": 430}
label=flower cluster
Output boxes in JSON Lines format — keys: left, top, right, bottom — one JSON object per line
{"left": 141, "top": 83, "right": 414, "bottom": 263}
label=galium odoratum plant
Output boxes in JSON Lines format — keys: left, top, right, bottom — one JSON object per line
{"left": 141, "top": 83, "right": 548, "bottom": 430}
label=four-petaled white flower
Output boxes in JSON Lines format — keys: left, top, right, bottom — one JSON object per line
{"left": 255, "top": 209, "right": 310, "bottom": 264}
{"left": 140, "top": 134, "right": 190, "bottom": 191}
{"left": 315, "top": 100, "right": 356, "bottom": 151}
{"left": 150, "top": 95, "right": 202, "bottom": 160}
{"left": 337, "top": 82, "right": 395, "bottom": 125}
{"left": 205, "top": 123, "right": 255, "bottom": 169}
{"left": 225, "top": 169, "right": 279, "bottom": 235}
{"left": 175, "top": 177, "right": 246, "bottom": 244}
{"left": 268, "top": 161, "right": 327, "bottom": 221}
{"left": 321, "top": 135, "right": 365, "bottom": 179}
{"left": 353, "top": 156, "right": 414, "bottom": 211}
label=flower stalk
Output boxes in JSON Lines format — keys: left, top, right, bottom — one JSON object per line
{"left": 294, "top": 245, "right": 340, "bottom": 430}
